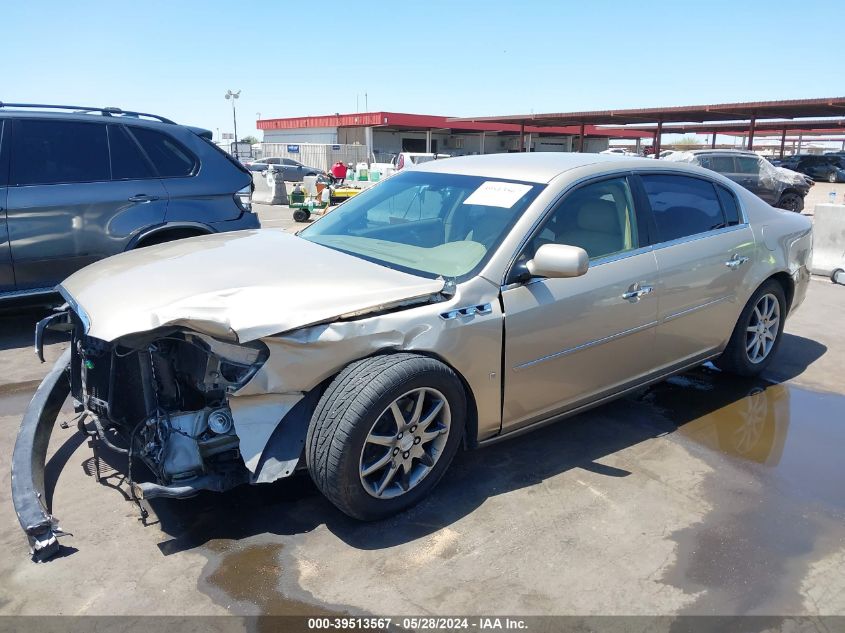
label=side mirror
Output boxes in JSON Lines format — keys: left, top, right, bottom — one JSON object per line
{"left": 526, "top": 244, "right": 589, "bottom": 279}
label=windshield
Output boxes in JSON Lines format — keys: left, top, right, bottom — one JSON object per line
{"left": 299, "top": 171, "right": 544, "bottom": 279}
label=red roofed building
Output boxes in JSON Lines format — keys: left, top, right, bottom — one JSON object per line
{"left": 257, "top": 111, "right": 649, "bottom": 159}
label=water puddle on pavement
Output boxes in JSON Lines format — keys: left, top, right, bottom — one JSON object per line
{"left": 639, "top": 368, "right": 845, "bottom": 613}
{"left": 641, "top": 368, "right": 845, "bottom": 509}
{"left": 205, "top": 542, "right": 345, "bottom": 618}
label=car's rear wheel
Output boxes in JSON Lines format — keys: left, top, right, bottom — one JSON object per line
{"left": 306, "top": 353, "right": 465, "bottom": 520}
{"left": 716, "top": 280, "right": 786, "bottom": 377}
{"left": 775, "top": 192, "right": 803, "bottom": 212}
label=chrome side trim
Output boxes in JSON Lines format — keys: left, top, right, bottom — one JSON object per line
{"left": 650, "top": 223, "right": 750, "bottom": 252}
{"left": 0, "top": 287, "right": 56, "bottom": 300}
{"left": 481, "top": 351, "right": 721, "bottom": 447}
{"left": 513, "top": 320, "right": 658, "bottom": 371}
{"left": 662, "top": 295, "right": 734, "bottom": 323}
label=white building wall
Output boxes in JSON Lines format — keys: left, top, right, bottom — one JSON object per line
{"left": 263, "top": 125, "right": 607, "bottom": 158}
{"left": 263, "top": 126, "right": 338, "bottom": 144}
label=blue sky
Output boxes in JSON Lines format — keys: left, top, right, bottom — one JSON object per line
{"left": 3, "top": 0, "right": 843, "bottom": 140}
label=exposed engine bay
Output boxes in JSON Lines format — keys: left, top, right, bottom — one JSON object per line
{"left": 71, "top": 322, "right": 269, "bottom": 499}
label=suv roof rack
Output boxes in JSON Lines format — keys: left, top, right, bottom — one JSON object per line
{"left": 0, "top": 102, "right": 176, "bottom": 124}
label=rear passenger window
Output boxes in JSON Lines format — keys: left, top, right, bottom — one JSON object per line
{"left": 715, "top": 185, "right": 741, "bottom": 226}
{"left": 641, "top": 174, "right": 726, "bottom": 242}
{"left": 108, "top": 126, "right": 154, "bottom": 180}
{"left": 128, "top": 127, "right": 197, "bottom": 177}
{"left": 735, "top": 157, "right": 760, "bottom": 175}
{"left": 702, "top": 155, "right": 735, "bottom": 173}
{"left": 12, "top": 120, "right": 109, "bottom": 185}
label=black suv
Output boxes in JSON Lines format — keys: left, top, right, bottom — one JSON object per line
{"left": 0, "top": 103, "right": 259, "bottom": 301}
{"left": 791, "top": 154, "right": 845, "bottom": 183}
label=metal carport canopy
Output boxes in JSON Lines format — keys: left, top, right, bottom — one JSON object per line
{"left": 449, "top": 97, "right": 845, "bottom": 155}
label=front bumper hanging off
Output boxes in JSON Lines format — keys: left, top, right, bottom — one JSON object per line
{"left": 11, "top": 349, "right": 71, "bottom": 562}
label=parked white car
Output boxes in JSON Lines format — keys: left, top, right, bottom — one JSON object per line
{"left": 394, "top": 152, "right": 450, "bottom": 170}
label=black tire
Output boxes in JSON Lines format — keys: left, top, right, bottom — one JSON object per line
{"left": 775, "top": 192, "right": 803, "bottom": 213}
{"left": 292, "top": 208, "right": 310, "bottom": 222}
{"left": 715, "top": 280, "right": 787, "bottom": 377}
{"left": 306, "top": 353, "right": 466, "bottom": 520}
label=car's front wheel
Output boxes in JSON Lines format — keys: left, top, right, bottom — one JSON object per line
{"left": 716, "top": 280, "right": 786, "bottom": 376}
{"left": 775, "top": 192, "right": 804, "bottom": 212}
{"left": 306, "top": 354, "right": 465, "bottom": 520}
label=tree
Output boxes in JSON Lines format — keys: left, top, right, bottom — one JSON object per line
{"left": 240, "top": 135, "right": 259, "bottom": 145}
{"left": 672, "top": 135, "right": 702, "bottom": 150}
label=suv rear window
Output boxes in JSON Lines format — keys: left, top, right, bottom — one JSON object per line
{"left": 12, "top": 119, "right": 110, "bottom": 185}
{"left": 128, "top": 127, "right": 197, "bottom": 177}
{"left": 641, "top": 174, "right": 726, "bottom": 242}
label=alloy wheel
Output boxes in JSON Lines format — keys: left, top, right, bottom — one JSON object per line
{"left": 745, "top": 293, "right": 780, "bottom": 364}
{"left": 359, "top": 387, "right": 451, "bottom": 499}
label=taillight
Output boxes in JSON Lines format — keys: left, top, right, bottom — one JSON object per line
{"left": 234, "top": 184, "right": 252, "bottom": 213}
{"left": 397, "top": 154, "right": 405, "bottom": 170}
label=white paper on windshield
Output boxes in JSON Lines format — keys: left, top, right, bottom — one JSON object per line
{"left": 463, "top": 181, "right": 532, "bottom": 208}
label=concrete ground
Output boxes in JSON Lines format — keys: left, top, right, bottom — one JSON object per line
{"left": 0, "top": 269, "right": 844, "bottom": 619}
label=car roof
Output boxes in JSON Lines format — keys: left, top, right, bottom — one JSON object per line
{"left": 683, "top": 149, "right": 759, "bottom": 157}
{"left": 412, "top": 152, "right": 665, "bottom": 184}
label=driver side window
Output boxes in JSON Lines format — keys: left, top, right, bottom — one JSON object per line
{"left": 530, "top": 177, "right": 640, "bottom": 261}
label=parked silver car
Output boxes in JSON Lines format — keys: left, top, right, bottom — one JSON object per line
{"left": 14, "top": 153, "right": 812, "bottom": 560}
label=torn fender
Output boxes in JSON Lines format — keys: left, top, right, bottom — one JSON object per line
{"left": 11, "top": 349, "right": 71, "bottom": 562}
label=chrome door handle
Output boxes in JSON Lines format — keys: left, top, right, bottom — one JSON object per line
{"left": 725, "top": 255, "right": 749, "bottom": 269}
{"left": 128, "top": 194, "right": 160, "bottom": 203}
{"left": 622, "top": 284, "right": 654, "bottom": 300}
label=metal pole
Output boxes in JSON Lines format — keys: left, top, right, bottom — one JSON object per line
{"left": 654, "top": 120, "right": 663, "bottom": 158}
{"left": 232, "top": 99, "right": 238, "bottom": 146}
{"left": 779, "top": 128, "right": 787, "bottom": 159}
{"left": 578, "top": 124, "right": 585, "bottom": 153}
{"left": 747, "top": 113, "right": 756, "bottom": 152}
{"left": 711, "top": 133, "right": 717, "bottom": 149}
{"left": 519, "top": 124, "right": 525, "bottom": 153}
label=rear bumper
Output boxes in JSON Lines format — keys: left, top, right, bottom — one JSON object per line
{"left": 11, "top": 349, "right": 71, "bottom": 561}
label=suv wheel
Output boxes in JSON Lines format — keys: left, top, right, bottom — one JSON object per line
{"left": 828, "top": 172, "right": 838, "bottom": 183}
{"left": 775, "top": 192, "right": 803, "bottom": 212}
{"left": 306, "top": 353, "right": 465, "bottom": 520}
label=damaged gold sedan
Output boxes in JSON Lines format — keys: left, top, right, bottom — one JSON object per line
{"left": 13, "top": 153, "right": 812, "bottom": 560}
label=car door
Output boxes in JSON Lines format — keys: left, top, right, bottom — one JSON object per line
{"left": 0, "top": 120, "right": 14, "bottom": 293}
{"left": 289, "top": 159, "right": 306, "bottom": 181}
{"left": 6, "top": 118, "right": 168, "bottom": 290}
{"left": 637, "top": 173, "right": 755, "bottom": 370}
{"left": 735, "top": 155, "right": 776, "bottom": 203}
{"left": 501, "top": 175, "right": 659, "bottom": 432}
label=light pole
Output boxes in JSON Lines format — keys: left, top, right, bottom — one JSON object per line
{"left": 225, "top": 89, "right": 240, "bottom": 154}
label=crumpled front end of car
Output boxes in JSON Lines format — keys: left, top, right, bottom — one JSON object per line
{"left": 69, "top": 325, "right": 270, "bottom": 498}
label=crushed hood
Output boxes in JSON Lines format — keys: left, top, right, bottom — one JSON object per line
{"left": 60, "top": 230, "right": 445, "bottom": 343}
